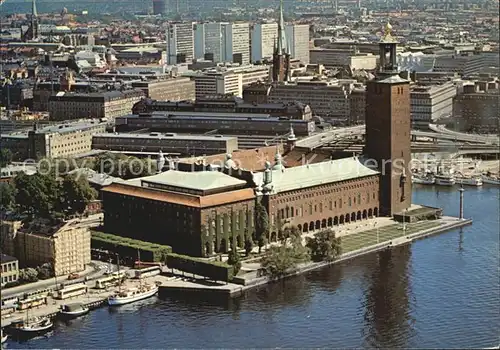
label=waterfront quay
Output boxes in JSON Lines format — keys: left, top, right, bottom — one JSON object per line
{"left": 0, "top": 277, "right": 163, "bottom": 329}
{"left": 0, "top": 215, "right": 472, "bottom": 328}
{"left": 158, "top": 215, "right": 472, "bottom": 298}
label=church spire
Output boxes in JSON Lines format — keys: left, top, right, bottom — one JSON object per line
{"left": 32, "top": 0, "right": 38, "bottom": 18}
{"left": 277, "top": 0, "right": 287, "bottom": 55}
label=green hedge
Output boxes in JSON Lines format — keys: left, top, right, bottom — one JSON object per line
{"left": 166, "top": 253, "right": 234, "bottom": 282}
{"left": 91, "top": 231, "right": 172, "bottom": 262}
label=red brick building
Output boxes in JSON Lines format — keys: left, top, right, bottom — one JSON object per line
{"left": 365, "top": 23, "right": 412, "bottom": 216}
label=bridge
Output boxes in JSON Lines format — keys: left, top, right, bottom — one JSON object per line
{"left": 297, "top": 125, "right": 500, "bottom": 150}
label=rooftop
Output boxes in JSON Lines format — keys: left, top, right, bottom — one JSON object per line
{"left": 0, "top": 254, "right": 18, "bottom": 264}
{"left": 93, "top": 132, "right": 236, "bottom": 141}
{"left": 253, "top": 156, "right": 379, "bottom": 194}
{"left": 103, "top": 182, "right": 255, "bottom": 208}
{"left": 129, "top": 170, "right": 247, "bottom": 192}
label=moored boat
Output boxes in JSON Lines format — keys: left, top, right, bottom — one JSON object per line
{"left": 108, "top": 284, "right": 158, "bottom": 306}
{"left": 456, "top": 176, "right": 483, "bottom": 186}
{"left": 59, "top": 303, "right": 89, "bottom": 319}
{"left": 481, "top": 175, "right": 500, "bottom": 186}
{"left": 435, "top": 174, "right": 455, "bottom": 186}
{"left": 9, "top": 316, "right": 53, "bottom": 336}
{"left": 412, "top": 174, "right": 435, "bottom": 185}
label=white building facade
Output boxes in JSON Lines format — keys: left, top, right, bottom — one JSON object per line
{"left": 410, "top": 82, "right": 457, "bottom": 128}
{"left": 251, "top": 23, "right": 278, "bottom": 63}
{"left": 166, "top": 22, "right": 194, "bottom": 65}
{"left": 223, "top": 22, "right": 250, "bottom": 65}
{"left": 286, "top": 24, "right": 310, "bottom": 64}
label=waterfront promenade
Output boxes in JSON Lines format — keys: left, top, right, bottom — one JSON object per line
{"left": 0, "top": 215, "right": 472, "bottom": 328}
{"left": 158, "top": 215, "right": 472, "bottom": 297}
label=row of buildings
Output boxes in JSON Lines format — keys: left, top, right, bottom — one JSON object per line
{"left": 100, "top": 23, "right": 413, "bottom": 258}
{"left": 167, "top": 21, "right": 310, "bottom": 65}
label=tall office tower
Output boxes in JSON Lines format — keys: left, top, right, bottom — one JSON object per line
{"left": 193, "top": 23, "right": 205, "bottom": 60}
{"left": 204, "top": 22, "right": 226, "bottom": 62}
{"left": 285, "top": 24, "right": 310, "bottom": 64}
{"left": 222, "top": 22, "right": 250, "bottom": 65}
{"left": 365, "top": 22, "right": 412, "bottom": 216}
{"left": 152, "top": 0, "right": 166, "bottom": 15}
{"left": 166, "top": 22, "right": 194, "bottom": 65}
{"left": 272, "top": 0, "right": 290, "bottom": 82}
{"left": 251, "top": 23, "right": 278, "bottom": 63}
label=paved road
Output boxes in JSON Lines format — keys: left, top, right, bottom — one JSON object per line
{"left": 1, "top": 261, "right": 109, "bottom": 300}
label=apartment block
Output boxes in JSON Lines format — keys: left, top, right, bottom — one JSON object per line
{"left": 223, "top": 22, "right": 250, "bottom": 65}
{"left": 167, "top": 22, "right": 194, "bottom": 65}
{"left": 48, "top": 89, "right": 145, "bottom": 121}
{"left": 310, "top": 49, "right": 377, "bottom": 70}
{"left": 0, "top": 120, "right": 107, "bottom": 160}
{"left": 14, "top": 220, "right": 91, "bottom": 277}
{"left": 410, "top": 82, "right": 457, "bottom": 128}
{"left": 269, "top": 80, "right": 350, "bottom": 120}
{"left": 286, "top": 24, "right": 310, "bottom": 64}
{"left": 453, "top": 81, "right": 499, "bottom": 133}
{"left": 251, "top": 23, "right": 278, "bottom": 63}
{"left": 131, "top": 77, "right": 195, "bottom": 101}
{"left": 1, "top": 254, "right": 19, "bottom": 287}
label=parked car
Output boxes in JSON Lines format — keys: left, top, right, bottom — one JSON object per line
{"left": 68, "top": 273, "right": 80, "bottom": 280}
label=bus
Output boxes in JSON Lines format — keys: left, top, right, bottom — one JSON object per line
{"left": 54, "top": 283, "right": 88, "bottom": 300}
{"left": 18, "top": 295, "right": 47, "bottom": 310}
{"left": 134, "top": 266, "right": 162, "bottom": 279}
{"left": 94, "top": 271, "right": 126, "bottom": 289}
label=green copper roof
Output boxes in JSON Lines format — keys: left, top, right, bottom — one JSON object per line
{"left": 253, "top": 156, "right": 379, "bottom": 194}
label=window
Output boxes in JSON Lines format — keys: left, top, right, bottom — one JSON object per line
{"left": 348, "top": 197, "right": 352, "bottom": 207}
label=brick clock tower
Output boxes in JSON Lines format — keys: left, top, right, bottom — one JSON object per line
{"left": 365, "top": 22, "right": 412, "bottom": 217}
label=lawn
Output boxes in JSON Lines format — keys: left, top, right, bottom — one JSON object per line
{"left": 341, "top": 220, "right": 443, "bottom": 253}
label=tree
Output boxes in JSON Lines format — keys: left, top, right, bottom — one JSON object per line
{"left": 36, "top": 262, "right": 54, "bottom": 280}
{"left": 0, "top": 148, "right": 12, "bottom": 167}
{"left": 260, "top": 228, "right": 310, "bottom": 280}
{"left": 14, "top": 172, "right": 59, "bottom": 218}
{"left": 19, "top": 267, "right": 39, "bottom": 283}
{"left": 227, "top": 249, "right": 241, "bottom": 275}
{"left": 0, "top": 182, "right": 16, "bottom": 210}
{"left": 244, "top": 235, "right": 253, "bottom": 257}
{"left": 306, "top": 229, "right": 343, "bottom": 262}
{"left": 59, "top": 174, "right": 97, "bottom": 216}
{"left": 254, "top": 200, "right": 269, "bottom": 254}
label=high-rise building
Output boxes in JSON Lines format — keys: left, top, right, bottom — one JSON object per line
{"left": 365, "top": 22, "right": 412, "bottom": 216}
{"left": 251, "top": 23, "right": 278, "bottom": 63}
{"left": 222, "top": 22, "right": 250, "bottom": 65}
{"left": 152, "top": 0, "right": 166, "bottom": 15}
{"left": 167, "top": 22, "right": 194, "bottom": 65}
{"left": 203, "top": 22, "right": 226, "bottom": 62}
{"left": 286, "top": 24, "right": 310, "bottom": 64}
{"left": 193, "top": 23, "right": 205, "bottom": 60}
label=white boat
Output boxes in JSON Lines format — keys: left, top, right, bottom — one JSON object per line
{"left": 59, "top": 303, "right": 89, "bottom": 319}
{"left": 456, "top": 176, "right": 483, "bottom": 186}
{"left": 9, "top": 316, "right": 53, "bottom": 335}
{"left": 481, "top": 175, "right": 500, "bottom": 186}
{"left": 435, "top": 174, "right": 455, "bottom": 186}
{"left": 1, "top": 329, "right": 7, "bottom": 343}
{"left": 108, "top": 284, "right": 158, "bottom": 306}
{"left": 412, "top": 175, "right": 435, "bottom": 185}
